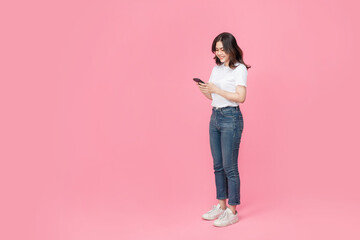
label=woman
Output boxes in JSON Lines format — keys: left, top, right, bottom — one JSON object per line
{"left": 197, "top": 32, "right": 250, "bottom": 227}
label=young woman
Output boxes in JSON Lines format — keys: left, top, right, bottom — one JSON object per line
{"left": 196, "top": 32, "right": 250, "bottom": 227}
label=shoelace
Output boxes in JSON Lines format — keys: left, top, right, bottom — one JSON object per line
{"left": 218, "top": 210, "right": 228, "bottom": 220}
{"left": 207, "top": 205, "right": 218, "bottom": 214}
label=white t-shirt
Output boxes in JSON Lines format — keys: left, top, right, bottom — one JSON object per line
{"left": 208, "top": 62, "right": 248, "bottom": 108}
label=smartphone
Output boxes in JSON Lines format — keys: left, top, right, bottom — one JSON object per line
{"left": 193, "top": 78, "right": 205, "bottom": 84}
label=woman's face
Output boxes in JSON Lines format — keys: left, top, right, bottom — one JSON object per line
{"left": 215, "top": 41, "right": 230, "bottom": 65}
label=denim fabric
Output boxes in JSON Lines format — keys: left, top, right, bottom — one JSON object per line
{"left": 209, "top": 106, "right": 243, "bottom": 205}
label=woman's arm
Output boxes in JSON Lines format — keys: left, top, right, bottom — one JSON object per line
{"left": 215, "top": 85, "right": 246, "bottom": 103}
{"left": 200, "top": 83, "right": 246, "bottom": 103}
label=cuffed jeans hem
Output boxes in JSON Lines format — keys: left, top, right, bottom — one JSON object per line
{"left": 217, "top": 197, "right": 228, "bottom": 200}
{"left": 216, "top": 198, "right": 241, "bottom": 205}
{"left": 228, "top": 202, "right": 240, "bottom": 206}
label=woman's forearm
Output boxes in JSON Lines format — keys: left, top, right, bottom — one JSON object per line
{"left": 202, "top": 92, "right": 212, "bottom": 100}
{"left": 214, "top": 88, "right": 244, "bottom": 103}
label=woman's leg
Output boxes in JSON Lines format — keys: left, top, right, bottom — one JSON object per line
{"left": 218, "top": 199, "right": 227, "bottom": 210}
{"left": 228, "top": 205, "right": 237, "bottom": 214}
{"left": 220, "top": 110, "right": 243, "bottom": 213}
{"left": 210, "top": 111, "right": 228, "bottom": 207}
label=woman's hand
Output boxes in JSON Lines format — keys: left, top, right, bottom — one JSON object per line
{"left": 195, "top": 82, "right": 213, "bottom": 100}
{"left": 198, "top": 82, "right": 218, "bottom": 94}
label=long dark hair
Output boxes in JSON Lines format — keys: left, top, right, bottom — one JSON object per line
{"left": 211, "top": 32, "right": 251, "bottom": 70}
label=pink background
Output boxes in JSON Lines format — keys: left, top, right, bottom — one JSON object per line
{"left": 1, "top": 0, "right": 360, "bottom": 239}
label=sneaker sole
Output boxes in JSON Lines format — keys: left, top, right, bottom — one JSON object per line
{"left": 202, "top": 216, "right": 218, "bottom": 221}
{"left": 213, "top": 218, "right": 239, "bottom": 227}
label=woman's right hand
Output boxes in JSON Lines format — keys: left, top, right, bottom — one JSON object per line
{"left": 196, "top": 82, "right": 212, "bottom": 100}
{"left": 197, "top": 82, "right": 209, "bottom": 94}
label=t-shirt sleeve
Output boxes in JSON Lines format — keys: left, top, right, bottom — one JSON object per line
{"left": 234, "top": 64, "right": 248, "bottom": 87}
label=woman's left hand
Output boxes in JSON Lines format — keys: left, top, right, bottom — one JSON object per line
{"left": 199, "top": 82, "right": 218, "bottom": 94}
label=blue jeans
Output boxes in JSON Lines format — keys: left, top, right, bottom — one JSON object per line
{"left": 209, "top": 106, "right": 244, "bottom": 206}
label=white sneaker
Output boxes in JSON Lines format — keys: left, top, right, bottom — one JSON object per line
{"left": 213, "top": 208, "right": 239, "bottom": 227}
{"left": 202, "top": 204, "right": 225, "bottom": 220}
